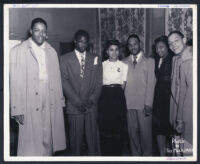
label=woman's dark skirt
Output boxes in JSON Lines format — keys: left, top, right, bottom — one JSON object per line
{"left": 153, "top": 82, "right": 172, "bottom": 136}
{"left": 98, "top": 85, "right": 127, "bottom": 156}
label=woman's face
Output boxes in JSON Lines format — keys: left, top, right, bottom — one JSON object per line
{"left": 156, "top": 41, "right": 168, "bottom": 58}
{"left": 107, "top": 45, "right": 119, "bottom": 61}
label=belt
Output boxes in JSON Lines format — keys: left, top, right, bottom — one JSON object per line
{"left": 103, "top": 84, "right": 122, "bottom": 88}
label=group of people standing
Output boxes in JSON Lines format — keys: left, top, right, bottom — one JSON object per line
{"left": 10, "top": 17, "right": 193, "bottom": 157}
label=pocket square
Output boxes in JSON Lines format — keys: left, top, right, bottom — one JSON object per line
{"left": 94, "top": 56, "right": 98, "bottom": 65}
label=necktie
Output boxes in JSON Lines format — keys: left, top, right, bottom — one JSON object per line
{"left": 80, "top": 54, "right": 85, "bottom": 78}
{"left": 158, "top": 57, "right": 163, "bottom": 69}
{"left": 133, "top": 55, "right": 137, "bottom": 68}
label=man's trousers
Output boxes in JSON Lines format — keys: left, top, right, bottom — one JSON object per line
{"left": 127, "top": 109, "right": 152, "bottom": 156}
{"left": 67, "top": 112, "right": 98, "bottom": 156}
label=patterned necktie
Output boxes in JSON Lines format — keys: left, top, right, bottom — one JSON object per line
{"left": 80, "top": 54, "right": 85, "bottom": 78}
{"left": 133, "top": 55, "right": 137, "bottom": 68}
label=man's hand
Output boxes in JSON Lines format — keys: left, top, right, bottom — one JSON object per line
{"left": 14, "top": 115, "right": 24, "bottom": 125}
{"left": 143, "top": 105, "right": 152, "bottom": 117}
{"left": 82, "top": 99, "right": 94, "bottom": 109}
{"left": 176, "top": 120, "right": 185, "bottom": 134}
{"left": 77, "top": 105, "right": 87, "bottom": 113}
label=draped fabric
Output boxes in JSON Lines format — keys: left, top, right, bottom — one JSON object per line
{"left": 165, "top": 8, "right": 193, "bottom": 42}
{"left": 100, "top": 8, "right": 146, "bottom": 58}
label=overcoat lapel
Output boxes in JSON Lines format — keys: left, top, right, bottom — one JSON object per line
{"left": 27, "top": 38, "right": 39, "bottom": 63}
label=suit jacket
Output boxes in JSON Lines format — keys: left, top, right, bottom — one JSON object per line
{"left": 170, "top": 46, "right": 193, "bottom": 144}
{"left": 60, "top": 50, "right": 102, "bottom": 114}
{"left": 123, "top": 52, "right": 156, "bottom": 110}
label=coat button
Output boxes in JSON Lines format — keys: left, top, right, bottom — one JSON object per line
{"left": 36, "top": 108, "right": 39, "bottom": 111}
{"left": 36, "top": 92, "right": 38, "bottom": 95}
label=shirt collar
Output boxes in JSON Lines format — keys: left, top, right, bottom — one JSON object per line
{"left": 29, "top": 37, "right": 46, "bottom": 50}
{"left": 131, "top": 51, "right": 143, "bottom": 62}
{"left": 75, "top": 49, "right": 86, "bottom": 56}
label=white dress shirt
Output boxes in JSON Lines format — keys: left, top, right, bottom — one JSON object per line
{"left": 131, "top": 51, "right": 143, "bottom": 63}
{"left": 158, "top": 57, "right": 163, "bottom": 69}
{"left": 103, "top": 60, "right": 128, "bottom": 85}
{"left": 75, "top": 49, "right": 86, "bottom": 65}
{"left": 30, "top": 38, "right": 48, "bottom": 81}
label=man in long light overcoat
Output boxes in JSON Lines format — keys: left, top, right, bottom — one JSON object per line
{"left": 10, "top": 18, "right": 66, "bottom": 156}
{"left": 168, "top": 31, "right": 193, "bottom": 156}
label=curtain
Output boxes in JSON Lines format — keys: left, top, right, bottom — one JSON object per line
{"left": 99, "top": 8, "right": 146, "bottom": 58}
{"left": 165, "top": 8, "right": 193, "bottom": 42}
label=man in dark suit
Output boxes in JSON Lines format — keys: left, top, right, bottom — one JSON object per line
{"left": 123, "top": 34, "right": 156, "bottom": 156}
{"left": 60, "top": 30, "right": 102, "bottom": 156}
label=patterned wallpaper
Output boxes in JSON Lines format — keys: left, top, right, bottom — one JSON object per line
{"left": 99, "top": 8, "right": 146, "bottom": 58}
{"left": 165, "top": 8, "right": 193, "bottom": 42}
{"left": 99, "top": 8, "right": 193, "bottom": 58}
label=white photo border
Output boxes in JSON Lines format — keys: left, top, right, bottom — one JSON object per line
{"left": 4, "top": 3, "right": 198, "bottom": 162}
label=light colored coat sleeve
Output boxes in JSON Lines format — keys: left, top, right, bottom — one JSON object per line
{"left": 177, "top": 59, "right": 193, "bottom": 121}
{"left": 9, "top": 45, "right": 27, "bottom": 116}
{"left": 144, "top": 58, "right": 156, "bottom": 107}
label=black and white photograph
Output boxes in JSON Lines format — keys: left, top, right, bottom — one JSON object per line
{"left": 3, "top": 4, "right": 197, "bottom": 161}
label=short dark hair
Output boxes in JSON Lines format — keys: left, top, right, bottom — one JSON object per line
{"left": 168, "top": 30, "right": 184, "bottom": 39}
{"left": 127, "top": 34, "right": 140, "bottom": 43}
{"left": 31, "top": 18, "right": 48, "bottom": 29}
{"left": 155, "top": 35, "right": 169, "bottom": 47}
{"left": 105, "top": 40, "right": 120, "bottom": 51}
{"left": 74, "top": 29, "right": 90, "bottom": 41}
{"left": 154, "top": 35, "right": 175, "bottom": 59}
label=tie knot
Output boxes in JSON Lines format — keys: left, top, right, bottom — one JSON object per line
{"left": 133, "top": 55, "right": 137, "bottom": 67}
{"left": 133, "top": 56, "right": 137, "bottom": 62}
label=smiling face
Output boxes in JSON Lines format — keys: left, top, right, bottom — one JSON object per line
{"left": 74, "top": 35, "right": 88, "bottom": 53}
{"left": 107, "top": 45, "right": 119, "bottom": 62}
{"left": 127, "top": 37, "right": 140, "bottom": 56}
{"left": 156, "top": 41, "right": 168, "bottom": 58}
{"left": 168, "top": 33, "right": 186, "bottom": 55}
{"left": 30, "top": 22, "right": 47, "bottom": 46}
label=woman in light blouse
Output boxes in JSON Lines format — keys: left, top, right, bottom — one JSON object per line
{"left": 98, "top": 40, "right": 128, "bottom": 156}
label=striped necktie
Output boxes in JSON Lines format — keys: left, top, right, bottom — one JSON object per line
{"left": 80, "top": 54, "right": 85, "bottom": 78}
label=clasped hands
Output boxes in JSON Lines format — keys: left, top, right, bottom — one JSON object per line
{"left": 76, "top": 99, "right": 94, "bottom": 113}
{"left": 143, "top": 105, "right": 152, "bottom": 117}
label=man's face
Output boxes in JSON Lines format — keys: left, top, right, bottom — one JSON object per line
{"left": 128, "top": 37, "right": 140, "bottom": 56}
{"left": 75, "top": 35, "right": 88, "bottom": 53}
{"left": 30, "top": 22, "right": 47, "bottom": 46}
{"left": 168, "top": 33, "right": 186, "bottom": 55}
